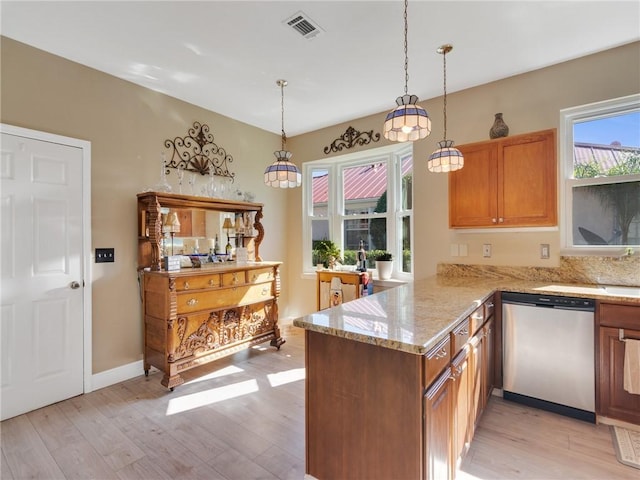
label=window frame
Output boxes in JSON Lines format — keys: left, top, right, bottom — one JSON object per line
{"left": 302, "top": 143, "right": 413, "bottom": 280}
{"left": 559, "top": 93, "right": 640, "bottom": 254}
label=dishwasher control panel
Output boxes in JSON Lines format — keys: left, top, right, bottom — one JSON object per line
{"left": 502, "top": 292, "right": 595, "bottom": 311}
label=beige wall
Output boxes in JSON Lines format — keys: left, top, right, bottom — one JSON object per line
{"left": 1, "top": 37, "right": 294, "bottom": 374}
{"left": 287, "top": 41, "right": 640, "bottom": 318}
{"left": 2, "top": 36, "right": 639, "bottom": 375}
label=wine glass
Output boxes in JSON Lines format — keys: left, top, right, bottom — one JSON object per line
{"left": 176, "top": 165, "right": 184, "bottom": 194}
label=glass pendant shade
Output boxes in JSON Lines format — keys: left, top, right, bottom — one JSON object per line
{"left": 265, "top": 78, "right": 301, "bottom": 188}
{"left": 428, "top": 44, "right": 464, "bottom": 173}
{"left": 427, "top": 140, "right": 464, "bottom": 172}
{"left": 383, "top": 94, "right": 432, "bottom": 142}
{"left": 264, "top": 150, "right": 302, "bottom": 188}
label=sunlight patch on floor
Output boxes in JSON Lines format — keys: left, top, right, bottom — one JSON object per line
{"left": 267, "top": 368, "right": 306, "bottom": 387}
{"left": 183, "top": 365, "right": 244, "bottom": 386}
{"left": 166, "top": 379, "right": 258, "bottom": 415}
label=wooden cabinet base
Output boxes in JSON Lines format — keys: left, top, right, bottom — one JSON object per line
{"left": 305, "top": 330, "right": 423, "bottom": 480}
{"left": 142, "top": 263, "right": 283, "bottom": 389}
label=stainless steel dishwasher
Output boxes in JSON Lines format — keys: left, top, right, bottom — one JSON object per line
{"left": 502, "top": 292, "right": 596, "bottom": 423}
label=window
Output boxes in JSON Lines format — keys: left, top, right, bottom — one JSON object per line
{"left": 303, "top": 143, "right": 413, "bottom": 278}
{"left": 560, "top": 94, "right": 640, "bottom": 252}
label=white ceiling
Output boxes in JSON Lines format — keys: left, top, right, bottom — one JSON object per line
{"left": 2, "top": 1, "right": 639, "bottom": 136}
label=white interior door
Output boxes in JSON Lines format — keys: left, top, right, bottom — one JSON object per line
{"left": 1, "top": 128, "right": 89, "bottom": 420}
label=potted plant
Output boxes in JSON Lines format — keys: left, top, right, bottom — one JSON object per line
{"left": 313, "top": 239, "right": 342, "bottom": 269}
{"left": 375, "top": 251, "right": 393, "bottom": 280}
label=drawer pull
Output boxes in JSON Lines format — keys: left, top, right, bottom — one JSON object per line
{"left": 472, "top": 314, "right": 484, "bottom": 321}
{"left": 187, "top": 298, "right": 198, "bottom": 306}
{"left": 457, "top": 328, "right": 469, "bottom": 336}
{"left": 434, "top": 348, "right": 447, "bottom": 359}
{"left": 183, "top": 281, "right": 190, "bottom": 290}
{"left": 252, "top": 274, "right": 257, "bottom": 282}
{"left": 232, "top": 273, "right": 238, "bottom": 284}
{"left": 262, "top": 287, "right": 269, "bottom": 295}
{"left": 487, "top": 302, "right": 494, "bottom": 308}
{"left": 209, "top": 279, "right": 216, "bottom": 287}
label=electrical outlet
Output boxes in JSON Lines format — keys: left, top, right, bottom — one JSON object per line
{"left": 540, "top": 243, "right": 550, "bottom": 259}
{"left": 96, "top": 248, "right": 115, "bottom": 263}
{"left": 482, "top": 244, "right": 492, "bottom": 258}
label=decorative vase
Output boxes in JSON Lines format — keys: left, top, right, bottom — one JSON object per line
{"left": 489, "top": 113, "right": 509, "bottom": 139}
{"left": 376, "top": 260, "right": 393, "bottom": 280}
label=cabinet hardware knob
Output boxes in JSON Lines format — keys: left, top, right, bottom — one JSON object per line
{"left": 487, "top": 302, "right": 494, "bottom": 308}
{"left": 184, "top": 282, "right": 190, "bottom": 290}
{"left": 499, "top": 217, "right": 504, "bottom": 223}
{"left": 492, "top": 218, "right": 497, "bottom": 223}
{"left": 252, "top": 274, "right": 257, "bottom": 281}
{"left": 208, "top": 279, "right": 215, "bottom": 286}
{"left": 262, "top": 287, "right": 269, "bottom": 295}
{"left": 232, "top": 273, "right": 238, "bottom": 284}
{"left": 435, "top": 348, "right": 447, "bottom": 359}
{"left": 187, "top": 298, "right": 198, "bottom": 306}
{"left": 458, "top": 329, "right": 468, "bottom": 336}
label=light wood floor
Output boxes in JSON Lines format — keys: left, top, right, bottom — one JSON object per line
{"left": 1, "top": 324, "right": 637, "bottom": 479}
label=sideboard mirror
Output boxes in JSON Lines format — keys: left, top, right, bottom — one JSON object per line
{"left": 137, "top": 191, "right": 264, "bottom": 271}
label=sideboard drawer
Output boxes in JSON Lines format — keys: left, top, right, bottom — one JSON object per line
{"left": 177, "top": 283, "right": 273, "bottom": 313}
{"left": 222, "top": 271, "right": 245, "bottom": 287}
{"left": 176, "top": 274, "right": 221, "bottom": 291}
{"left": 424, "top": 335, "right": 451, "bottom": 387}
{"left": 248, "top": 267, "right": 275, "bottom": 284}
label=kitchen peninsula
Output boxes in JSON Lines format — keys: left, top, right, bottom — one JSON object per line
{"left": 293, "top": 275, "right": 640, "bottom": 480}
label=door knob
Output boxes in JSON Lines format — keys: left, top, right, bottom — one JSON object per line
{"left": 70, "top": 281, "right": 81, "bottom": 289}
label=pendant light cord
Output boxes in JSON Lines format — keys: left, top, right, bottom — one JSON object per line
{"left": 403, "top": 0, "right": 409, "bottom": 95}
{"left": 442, "top": 49, "right": 447, "bottom": 140}
{"left": 280, "top": 80, "right": 287, "bottom": 151}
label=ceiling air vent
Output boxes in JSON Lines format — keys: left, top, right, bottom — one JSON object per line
{"left": 283, "top": 11, "right": 324, "bottom": 39}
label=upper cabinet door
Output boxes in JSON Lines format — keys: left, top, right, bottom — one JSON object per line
{"left": 449, "top": 129, "right": 557, "bottom": 228}
{"left": 499, "top": 130, "right": 557, "bottom": 226}
{"left": 449, "top": 141, "right": 499, "bottom": 227}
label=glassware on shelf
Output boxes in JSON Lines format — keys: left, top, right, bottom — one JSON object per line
{"left": 208, "top": 166, "right": 218, "bottom": 198}
{"left": 188, "top": 173, "right": 197, "bottom": 195}
{"left": 176, "top": 165, "right": 184, "bottom": 194}
{"left": 153, "top": 153, "right": 172, "bottom": 193}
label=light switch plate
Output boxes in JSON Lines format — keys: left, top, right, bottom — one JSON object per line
{"left": 540, "top": 243, "right": 550, "bottom": 259}
{"left": 95, "top": 248, "right": 115, "bottom": 263}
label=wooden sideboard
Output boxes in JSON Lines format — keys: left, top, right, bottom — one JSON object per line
{"left": 137, "top": 192, "right": 284, "bottom": 389}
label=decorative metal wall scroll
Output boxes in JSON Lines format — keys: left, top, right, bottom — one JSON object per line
{"left": 164, "top": 121, "right": 235, "bottom": 180}
{"left": 323, "top": 126, "right": 381, "bottom": 154}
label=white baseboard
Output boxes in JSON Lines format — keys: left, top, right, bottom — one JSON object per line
{"left": 91, "top": 360, "right": 157, "bottom": 392}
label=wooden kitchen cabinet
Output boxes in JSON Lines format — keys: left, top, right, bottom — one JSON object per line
{"left": 597, "top": 302, "right": 640, "bottom": 424}
{"left": 451, "top": 346, "right": 472, "bottom": 469}
{"left": 449, "top": 129, "right": 557, "bottom": 228}
{"left": 424, "top": 367, "right": 453, "bottom": 480}
{"left": 304, "top": 295, "right": 496, "bottom": 480}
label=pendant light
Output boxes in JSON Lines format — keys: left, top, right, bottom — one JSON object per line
{"left": 427, "top": 44, "right": 464, "bottom": 173}
{"left": 383, "top": 0, "right": 431, "bottom": 142}
{"left": 264, "top": 79, "right": 302, "bottom": 188}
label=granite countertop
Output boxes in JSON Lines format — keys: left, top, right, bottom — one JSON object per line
{"left": 292, "top": 276, "right": 640, "bottom": 356}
